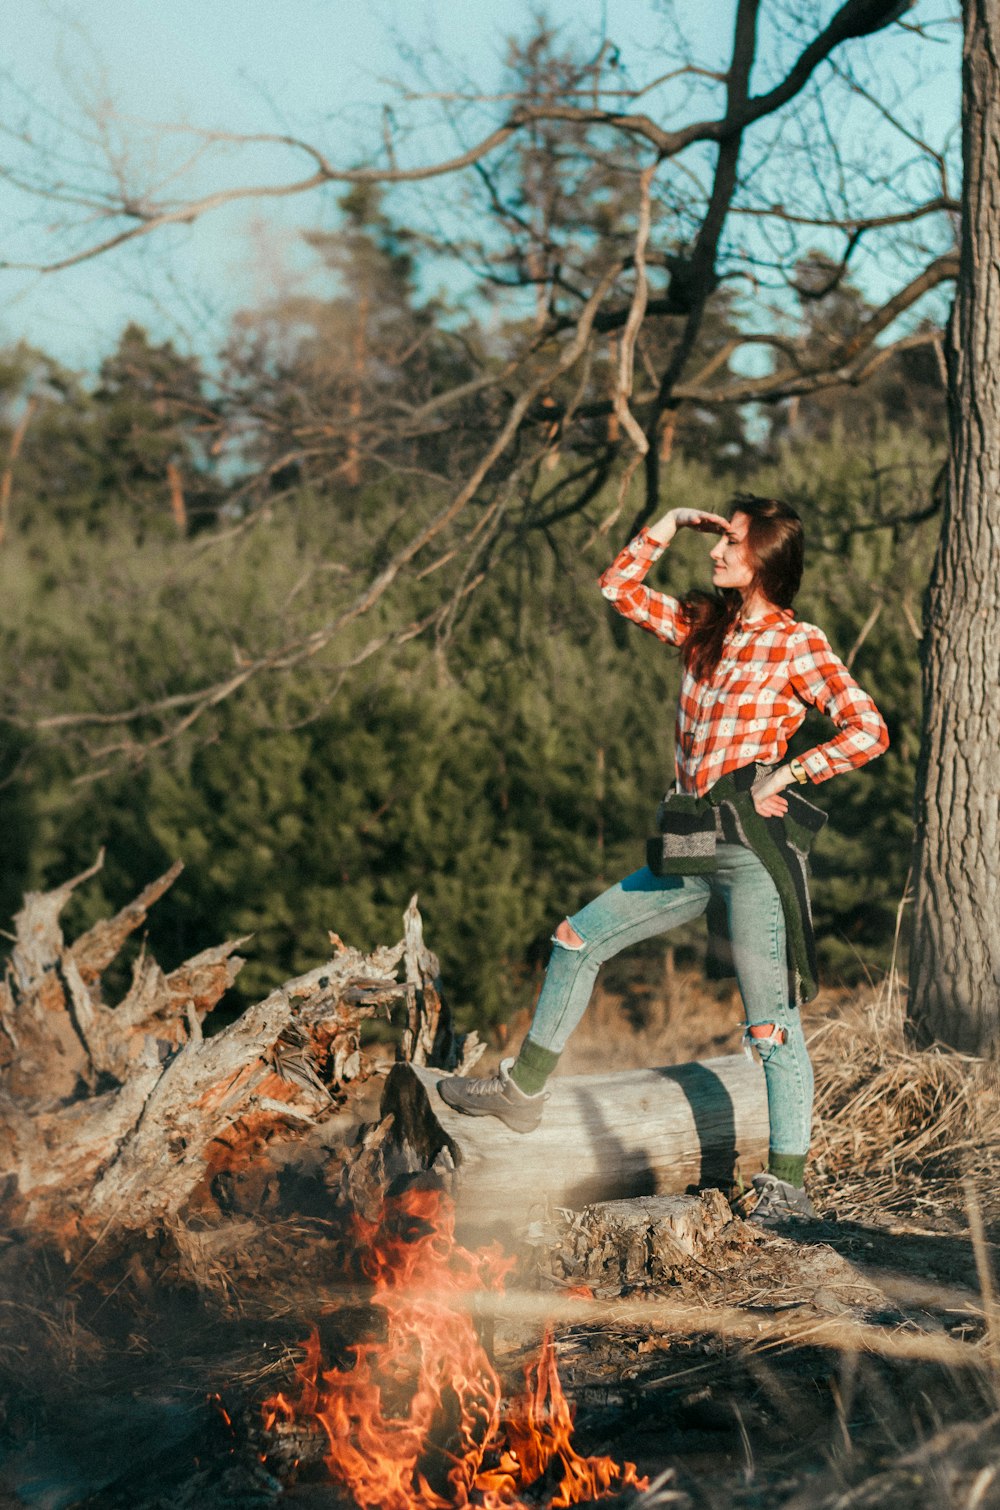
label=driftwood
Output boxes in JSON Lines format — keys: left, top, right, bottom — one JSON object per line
{"left": 348, "top": 1056, "right": 770, "bottom": 1229}
{"left": 0, "top": 860, "right": 473, "bottom": 1250}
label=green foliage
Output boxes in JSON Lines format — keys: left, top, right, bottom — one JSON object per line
{"left": 0, "top": 286, "right": 942, "bottom": 1032}
{"left": 0, "top": 329, "right": 223, "bottom": 540}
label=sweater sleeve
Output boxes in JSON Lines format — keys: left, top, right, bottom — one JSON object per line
{"left": 598, "top": 528, "right": 689, "bottom": 646}
{"left": 788, "top": 624, "right": 890, "bottom": 783}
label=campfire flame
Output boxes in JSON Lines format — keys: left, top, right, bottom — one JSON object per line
{"left": 262, "top": 1187, "right": 645, "bottom": 1508}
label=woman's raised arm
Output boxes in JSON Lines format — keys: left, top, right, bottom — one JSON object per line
{"left": 599, "top": 509, "right": 730, "bottom": 646}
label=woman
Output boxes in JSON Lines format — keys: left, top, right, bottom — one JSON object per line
{"left": 439, "top": 496, "right": 889, "bottom": 1224}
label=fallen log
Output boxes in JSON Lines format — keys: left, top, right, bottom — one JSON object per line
{"left": 358, "top": 1056, "right": 770, "bottom": 1229}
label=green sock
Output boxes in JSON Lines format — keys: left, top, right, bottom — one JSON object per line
{"left": 768, "top": 1150, "right": 807, "bottom": 1187}
{"left": 510, "top": 1038, "right": 561, "bottom": 1096}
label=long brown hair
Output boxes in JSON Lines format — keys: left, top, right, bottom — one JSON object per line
{"left": 680, "top": 494, "right": 804, "bottom": 683}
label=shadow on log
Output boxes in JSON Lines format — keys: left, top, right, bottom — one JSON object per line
{"left": 363, "top": 1057, "right": 770, "bottom": 1233}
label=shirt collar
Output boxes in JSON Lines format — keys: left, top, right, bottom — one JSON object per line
{"left": 736, "top": 606, "right": 794, "bottom": 630}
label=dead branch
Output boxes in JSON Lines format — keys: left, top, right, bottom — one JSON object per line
{"left": 0, "top": 862, "right": 470, "bottom": 1251}
{"left": 730, "top": 193, "right": 959, "bottom": 232}
{"left": 3, "top": 1, "right": 917, "bottom": 276}
{"left": 32, "top": 258, "right": 626, "bottom": 754}
{"left": 671, "top": 259, "right": 956, "bottom": 405}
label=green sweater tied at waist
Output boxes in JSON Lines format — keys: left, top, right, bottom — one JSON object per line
{"left": 646, "top": 764, "right": 828, "bottom": 1004}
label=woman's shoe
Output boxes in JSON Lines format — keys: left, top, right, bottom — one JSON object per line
{"left": 748, "top": 1172, "right": 817, "bottom": 1225}
{"left": 436, "top": 1057, "right": 547, "bottom": 1133}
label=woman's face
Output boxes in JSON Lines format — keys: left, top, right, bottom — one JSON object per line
{"left": 709, "top": 511, "right": 756, "bottom": 591}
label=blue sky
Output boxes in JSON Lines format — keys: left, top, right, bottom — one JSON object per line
{"left": 1, "top": 1, "right": 960, "bottom": 369}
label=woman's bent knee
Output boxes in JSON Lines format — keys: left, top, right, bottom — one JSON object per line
{"left": 553, "top": 918, "right": 585, "bottom": 950}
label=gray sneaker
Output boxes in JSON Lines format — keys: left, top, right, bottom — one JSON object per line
{"left": 748, "top": 1172, "right": 817, "bottom": 1226}
{"left": 436, "top": 1057, "right": 548, "bottom": 1133}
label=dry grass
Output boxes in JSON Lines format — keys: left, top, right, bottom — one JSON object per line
{"left": 809, "top": 982, "right": 1000, "bottom": 1223}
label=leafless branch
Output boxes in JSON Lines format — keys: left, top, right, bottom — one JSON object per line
{"left": 2, "top": 1, "right": 920, "bottom": 277}
{"left": 671, "top": 254, "right": 956, "bottom": 405}
{"left": 34, "top": 259, "right": 625, "bottom": 748}
{"left": 730, "top": 194, "right": 958, "bottom": 233}
{"left": 611, "top": 163, "right": 656, "bottom": 457}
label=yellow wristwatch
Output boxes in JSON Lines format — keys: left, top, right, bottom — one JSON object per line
{"left": 788, "top": 757, "right": 808, "bottom": 785}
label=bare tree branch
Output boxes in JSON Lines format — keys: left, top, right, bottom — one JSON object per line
{"left": 2, "top": 1, "right": 918, "bottom": 276}
{"left": 673, "top": 254, "right": 956, "bottom": 404}
{"left": 33, "top": 259, "right": 626, "bottom": 746}
{"left": 730, "top": 194, "right": 958, "bottom": 233}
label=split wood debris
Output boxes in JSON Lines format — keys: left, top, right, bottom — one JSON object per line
{"left": 0, "top": 857, "right": 479, "bottom": 1251}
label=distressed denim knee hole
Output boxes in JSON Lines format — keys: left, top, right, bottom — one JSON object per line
{"left": 742, "top": 1022, "right": 787, "bottom": 1064}
{"left": 552, "top": 918, "right": 585, "bottom": 951}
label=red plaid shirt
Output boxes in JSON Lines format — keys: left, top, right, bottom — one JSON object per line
{"left": 599, "top": 528, "right": 889, "bottom": 797}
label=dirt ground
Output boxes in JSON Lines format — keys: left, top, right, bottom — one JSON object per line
{"left": 2, "top": 975, "right": 1000, "bottom": 1510}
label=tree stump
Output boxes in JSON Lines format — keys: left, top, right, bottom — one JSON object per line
{"left": 547, "top": 1190, "right": 738, "bottom": 1295}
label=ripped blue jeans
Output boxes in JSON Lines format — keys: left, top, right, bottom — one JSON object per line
{"left": 525, "top": 844, "right": 813, "bottom": 1156}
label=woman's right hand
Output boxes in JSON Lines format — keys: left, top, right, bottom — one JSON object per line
{"left": 646, "top": 508, "right": 730, "bottom": 545}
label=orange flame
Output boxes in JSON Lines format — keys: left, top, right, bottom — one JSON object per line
{"left": 261, "top": 1187, "right": 645, "bottom": 1508}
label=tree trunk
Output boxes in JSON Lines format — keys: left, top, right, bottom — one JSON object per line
{"left": 0, "top": 394, "right": 40, "bottom": 546}
{"left": 355, "top": 1056, "right": 769, "bottom": 1233}
{"left": 908, "top": 0, "right": 1000, "bottom": 1053}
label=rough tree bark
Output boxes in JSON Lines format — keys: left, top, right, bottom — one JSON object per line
{"left": 908, "top": 0, "right": 1000, "bottom": 1053}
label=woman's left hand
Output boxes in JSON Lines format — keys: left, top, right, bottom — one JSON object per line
{"left": 751, "top": 768, "right": 791, "bottom": 818}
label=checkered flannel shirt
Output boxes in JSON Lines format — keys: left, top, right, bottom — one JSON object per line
{"left": 599, "top": 528, "right": 889, "bottom": 797}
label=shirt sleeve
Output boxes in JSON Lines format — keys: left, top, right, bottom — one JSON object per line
{"left": 598, "top": 528, "right": 689, "bottom": 646}
{"left": 788, "top": 624, "right": 890, "bottom": 783}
